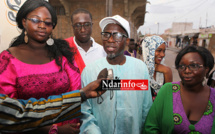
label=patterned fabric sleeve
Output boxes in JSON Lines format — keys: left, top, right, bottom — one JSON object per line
{"left": 0, "top": 51, "right": 18, "bottom": 98}
{"left": 0, "top": 90, "right": 81, "bottom": 133}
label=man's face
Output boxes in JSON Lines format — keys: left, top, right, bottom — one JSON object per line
{"left": 72, "top": 13, "right": 92, "bottom": 43}
{"left": 102, "top": 24, "right": 128, "bottom": 59}
{"left": 128, "top": 40, "right": 135, "bottom": 51}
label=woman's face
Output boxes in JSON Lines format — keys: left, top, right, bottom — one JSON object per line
{"left": 22, "top": 7, "right": 53, "bottom": 43}
{"left": 155, "top": 43, "right": 166, "bottom": 64}
{"left": 178, "top": 52, "right": 209, "bottom": 86}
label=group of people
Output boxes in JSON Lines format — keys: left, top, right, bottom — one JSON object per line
{"left": 0, "top": 0, "right": 215, "bottom": 134}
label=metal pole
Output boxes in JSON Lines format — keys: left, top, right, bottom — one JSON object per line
{"left": 106, "top": 0, "right": 112, "bottom": 16}
{"left": 109, "top": 0, "right": 113, "bottom": 16}
{"left": 157, "top": 23, "right": 159, "bottom": 35}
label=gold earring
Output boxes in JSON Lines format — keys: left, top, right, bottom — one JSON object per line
{"left": 24, "top": 31, "right": 28, "bottom": 43}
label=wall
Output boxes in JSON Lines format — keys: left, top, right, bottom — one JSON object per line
{"left": 208, "top": 34, "right": 215, "bottom": 57}
{"left": 0, "top": 0, "right": 26, "bottom": 52}
{"left": 171, "top": 22, "right": 193, "bottom": 33}
{"left": 49, "top": 0, "right": 146, "bottom": 44}
{"left": 50, "top": 0, "right": 106, "bottom": 44}
{"left": 0, "top": 0, "right": 146, "bottom": 52}
{"left": 0, "top": 0, "right": 49, "bottom": 52}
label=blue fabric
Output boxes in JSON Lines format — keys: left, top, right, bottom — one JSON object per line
{"left": 142, "top": 35, "right": 167, "bottom": 92}
{"left": 80, "top": 56, "right": 152, "bottom": 134}
{"left": 17, "top": 90, "right": 80, "bottom": 105}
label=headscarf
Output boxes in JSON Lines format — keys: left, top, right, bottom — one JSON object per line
{"left": 142, "top": 36, "right": 167, "bottom": 92}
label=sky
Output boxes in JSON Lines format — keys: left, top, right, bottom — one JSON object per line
{"left": 138, "top": 0, "right": 215, "bottom": 35}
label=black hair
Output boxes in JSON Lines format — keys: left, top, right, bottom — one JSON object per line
{"left": 11, "top": 0, "right": 75, "bottom": 70}
{"left": 140, "top": 39, "right": 144, "bottom": 44}
{"left": 71, "top": 8, "right": 92, "bottom": 24}
{"left": 16, "top": 0, "right": 57, "bottom": 29}
{"left": 175, "top": 45, "right": 214, "bottom": 77}
{"left": 129, "top": 38, "right": 135, "bottom": 42}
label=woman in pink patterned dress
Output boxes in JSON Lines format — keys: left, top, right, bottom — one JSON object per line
{"left": 0, "top": 0, "right": 82, "bottom": 133}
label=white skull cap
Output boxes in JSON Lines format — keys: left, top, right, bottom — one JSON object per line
{"left": 99, "top": 15, "right": 130, "bottom": 38}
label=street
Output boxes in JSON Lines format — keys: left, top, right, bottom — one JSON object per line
{"left": 164, "top": 48, "right": 180, "bottom": 82}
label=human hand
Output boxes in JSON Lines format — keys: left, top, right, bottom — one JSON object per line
{"left": 80, "top": 78, "right": 106, "bottom": 99}
{"left": 58, "top": 123, "right": 80, "bottom": 134}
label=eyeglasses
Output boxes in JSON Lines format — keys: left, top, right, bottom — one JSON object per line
{"left": 26, "top": 18, "right": 54, "bottom": 27}
{"left": 72, "top": 22, "right": 92, "bottom": 30}
{"left": 177, "top": 63, "right": 203, "bottom": 71}
{"left": 101, "top": 32, "right": 128, "bottom": 42}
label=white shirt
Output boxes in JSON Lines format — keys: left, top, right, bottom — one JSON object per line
{"left": 73, "top": 37, "right": 106, "bottom": 65}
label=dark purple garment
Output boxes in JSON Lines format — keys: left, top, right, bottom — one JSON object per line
{"left": 124, "top": 50, "right": 137, "bottom": 58}
{"left": 172, "top": 81, "right": 215, "bottom": 134}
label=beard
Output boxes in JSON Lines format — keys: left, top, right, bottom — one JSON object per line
{"left": 106, "top": 50, "right": 124, "bottom": 60}
{"left": 107, "top": 53, "right": 116, "bottom": 59}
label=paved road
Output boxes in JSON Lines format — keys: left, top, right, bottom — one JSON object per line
{"left": 165, "top": 47, "right": 215, "bottom": 82}
{"left": 164, "top": 48, "right": 180, "bottom": 82}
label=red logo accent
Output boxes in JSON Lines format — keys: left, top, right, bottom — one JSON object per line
{"left": 120, "top": 80, "right": 148, "bottom": 90}
{"left": 101, "top": 79, "right": 148, "bottom": 90}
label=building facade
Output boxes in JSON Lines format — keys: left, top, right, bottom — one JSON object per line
{"left": 49, "top": 0, "right": 147, "bottom": 44}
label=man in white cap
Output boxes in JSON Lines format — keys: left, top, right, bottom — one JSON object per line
{"left": 80, "top": 15, "right": 152, "bottom": 134}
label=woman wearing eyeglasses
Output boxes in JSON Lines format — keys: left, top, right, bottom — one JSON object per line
{"left": 0, "top": 0, "right": 81, "bottom": 133}
{"left": 144, "top": 45, "right": 215, "bottom": 134}
{"left": 142, "top": 36, "right": 172, "bottom": 100}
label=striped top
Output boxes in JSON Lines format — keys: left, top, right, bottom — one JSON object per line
{"left": 0, "top": 90, "right": 81, "bottom": 133}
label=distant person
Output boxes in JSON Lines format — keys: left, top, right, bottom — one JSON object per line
{"left": 66, "top": 8, "right": 106, "bottom": 67}
{"left": 176, "top": 36, "right": 181, "bottom": 48}
{"left": 136, "top": 39, "right": 144, "bottom": 61}
{"left": 202, "top": 39, "right": 206, "bottom": 47}
{"left": 144, "top": 45, "right": 215, "bottom": 133}
{"left": 192, "top": 39, "right": 198, "bottom": 46}
{"left": 124, "top": 38, "right": 137, "bottom": 57}
{"left": 142, "top": 36, "right": 172, "bottom": 100}
{"left": 80, "top": 15, "right": 152, "bottom": 134}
